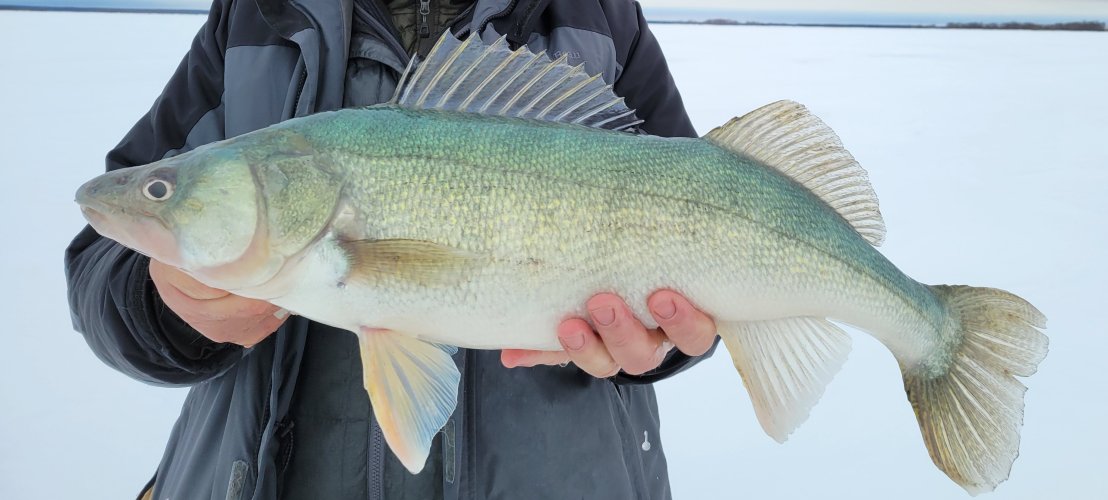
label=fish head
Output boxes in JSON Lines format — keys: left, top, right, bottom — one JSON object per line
{"left": 76, "top": 128, "right": 344, "bottom": 292}
{"left": 76, "top": 139, "right": 266, "bottom": 289}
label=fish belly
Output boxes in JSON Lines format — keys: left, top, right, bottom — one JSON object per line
{"left": 253, "top": 215, "right": 938, "bottom": 362}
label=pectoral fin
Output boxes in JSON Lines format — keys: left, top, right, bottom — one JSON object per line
{"left": 357, "top": 327, "right": 460, "bottom": 473}
{"left": 718, "top": 317, "right": 851, "bottom": 442}
{"left": 339, "top": 238, "right": 478, "bottom": 286}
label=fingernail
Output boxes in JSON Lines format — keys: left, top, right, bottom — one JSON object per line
{"left": 590, "top": 306, "right": 616, "bottom": 327}
{"left": 273, "top": 308, "right": 290, "bottom": 320}
{"left": 652, "top": 299, "right": 677, "bottom": 320}
{"left": 559, "top": 331, "right": 586, "bottom": 351}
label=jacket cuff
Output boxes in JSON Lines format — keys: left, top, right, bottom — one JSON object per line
{"left": 611, "top": 336, "right": 720, "bottom": 385}
{"left": 126, "top": 256, "right": 241, "bottom": 365}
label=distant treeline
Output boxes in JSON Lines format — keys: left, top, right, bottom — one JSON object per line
{"left": 3, "top": 5, "right": 1105, "bottom": 31}
{"left": 945, "top": 21, "right": 1105, "bottom": 31}
{"left": 658, "top": 18, "right": 1107, "bottom": 32}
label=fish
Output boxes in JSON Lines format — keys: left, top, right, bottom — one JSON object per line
{"left": 75, "top": 32, "right": 1047, "bottom": 494}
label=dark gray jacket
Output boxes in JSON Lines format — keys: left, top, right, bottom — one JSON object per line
{"left": 64, "top": 1, "right": 710, "bottom": 498}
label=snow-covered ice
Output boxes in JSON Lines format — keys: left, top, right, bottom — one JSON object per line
{"left": 0, "top": 10, "right": 1105, "bottom": 500}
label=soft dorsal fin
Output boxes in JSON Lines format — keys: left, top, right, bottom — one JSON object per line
{"left": 706, "top": 100, "right": 886, "bottom": 246}
{"left": 390, "top": 33, "right": 642, "bottom": 132}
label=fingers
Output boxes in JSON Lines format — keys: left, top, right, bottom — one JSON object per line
{"left": 149, "top": 258, "right": 287, "bottom": 346}
{"left": 236, "top": 312, "right": 288, "bottom": 348}
{"left": 504, "top": 292, "right": 712, "bottom": 379}
{"left": 586, "top": 294, "right": 669, "bottom": 375}
{"left": 556, "top": 318, "right": 621, "bottom": 377}
{"left": 500, "top": 319, "right": 623, "bottom": 378}
{"left": 149, "top": 258, "right": 228, "bottom": 300}
{"left": 648, "top": 290, "right": 717, "bottom": 356}
{"left": 155, "top": 280, "right": 281, "bottom": 321}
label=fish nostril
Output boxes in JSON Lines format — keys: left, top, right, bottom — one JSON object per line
{"left": 114, "top": 175, "right": 130, "bottom": 186}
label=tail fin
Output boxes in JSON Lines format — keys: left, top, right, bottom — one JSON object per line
{"left": 903, "top": 285, "right": 1048, "bottom": 495}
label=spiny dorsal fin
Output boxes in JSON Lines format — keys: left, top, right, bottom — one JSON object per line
{"left": 706, "top": 100, "right": 886, "bottom": 246}
{"left": 390, "top": 32, "right": 642, "bottom": 132}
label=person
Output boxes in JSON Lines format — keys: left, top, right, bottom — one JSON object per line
{"left": 65, "top": 1, "right": 718, "bottom": 498}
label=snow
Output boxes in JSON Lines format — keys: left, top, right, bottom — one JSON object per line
{"left": 1, "top": 10, "right": 1105, "bottom": 500}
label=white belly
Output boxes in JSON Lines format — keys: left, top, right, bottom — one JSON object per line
{"left": 232, "top": 233, "right": 927, "bottom": 357}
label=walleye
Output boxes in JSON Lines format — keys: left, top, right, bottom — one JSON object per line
{"left": 75, "top": 33, "right": 1047, "bottom": 494}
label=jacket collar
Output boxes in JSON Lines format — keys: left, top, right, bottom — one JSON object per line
{"left": 254, "top": 0, "right": 545, "bottom": 46}
{"left": 255, "top": 0, "right": 323, "bottom": 40}
{"left": 254, "top": 0, "right": 355, "bottom": 114}
{"left": 252, "top": 0, "right": 546, "bottom": 113}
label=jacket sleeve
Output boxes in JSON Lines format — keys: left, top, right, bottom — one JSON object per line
{"left": 608, "top": 1, "right": 721, "bottom": 385}
{"left": 65, "top": 1, "right": 244, "bottom": 386}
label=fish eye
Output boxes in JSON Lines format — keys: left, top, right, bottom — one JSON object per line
{"left": 143, "top": 179, "right": 174, "bottom": 201}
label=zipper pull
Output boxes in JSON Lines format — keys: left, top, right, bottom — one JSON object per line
{"left": 419, "top": 0, "right": 431, "bottom": 37}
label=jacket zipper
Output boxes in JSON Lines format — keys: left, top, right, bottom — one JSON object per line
{"left": 476, "top": 0, "right": 519, "bottom": 38}
{"left": 291, "top": 67, "right": 307, "bottom": 117}
{"left": 448, "top": 3, "right": 477, "bottom": 38}
{"left": 369, "top": 420, "right": 385, "bottom": 498}
{"left": 419, "top": 0, "right": 431, "bottom": 38}
{"left": 463, "top": 350, "right": 477, "bottom": 499}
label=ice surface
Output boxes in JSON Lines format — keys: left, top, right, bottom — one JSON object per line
{"left": 0, "top": 10, "right": 1105, "bottom": 500}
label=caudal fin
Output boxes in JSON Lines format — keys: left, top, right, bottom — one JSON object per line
{"left": 903, "top": 285, "right": 1048, "bottom": 495}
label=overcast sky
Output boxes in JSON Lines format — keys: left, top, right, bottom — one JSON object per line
{"left": 3, "top": 0, "right": 1107, "bottom": 21}
{"left": 638, "top": 0, "right": 1108, "bottom": 17}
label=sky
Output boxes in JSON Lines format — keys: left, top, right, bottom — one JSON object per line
{"left": 638, "top": 0, "right": 1108, "bottom": 17}
{"left": 3, "top": 0, "right": 1108, "bottom": 22}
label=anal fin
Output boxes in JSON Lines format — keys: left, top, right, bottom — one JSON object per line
{"left": 357, "top": 327, "right": 460, "bottom": 473}
{"left": 718, "top": 317, "right": 851, "bottom": 442}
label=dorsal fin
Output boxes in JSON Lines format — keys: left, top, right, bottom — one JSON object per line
{"left": 706, "top": 100, "right": 887, "bottom": 246}
{"left": 390, "top": 32, "right": 642, "bottom": 132}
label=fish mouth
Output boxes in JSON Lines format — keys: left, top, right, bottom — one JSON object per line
{"left": 80, "top": 205, "right": 108, "bottom": 227}
{"left": 77, "top": 200, "right": 183, "bottom": 265}
{"left": 75, "top": 179, "right": 178, "bottom": 259}
{"left": 77, "top": 196, "right": 142, "bottom": 230}
{"left": 75, "top": 177, "right": 120, "bottom": 217}
{"left": 75, "top": 176, "right": 158, "bottom": 221}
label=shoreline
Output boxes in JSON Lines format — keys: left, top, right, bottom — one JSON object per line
{"left": 2, "top": 6, "right": 1105, "bottom": 31}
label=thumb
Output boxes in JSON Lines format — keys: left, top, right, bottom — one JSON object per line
{"left": 501, "top": 349, "right": 571, "bottom": 368}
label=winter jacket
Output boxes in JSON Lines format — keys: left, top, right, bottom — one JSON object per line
{"left": 64, "top": 1, "right": 711, "bottom": 498}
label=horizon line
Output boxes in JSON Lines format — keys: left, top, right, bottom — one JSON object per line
{"left": 1, "top": 4, "right": 1105, "bottom": 25}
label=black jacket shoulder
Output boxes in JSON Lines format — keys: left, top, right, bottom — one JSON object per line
{"left": 494, "top": 0, "right": 697, "bottom": 138}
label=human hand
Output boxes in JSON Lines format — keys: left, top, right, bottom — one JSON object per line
{"left": 149, "top": 259, "right": 288, "bottom": 347}
{"left": 501, "top": 290, "right": 717, "bottom": 377}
